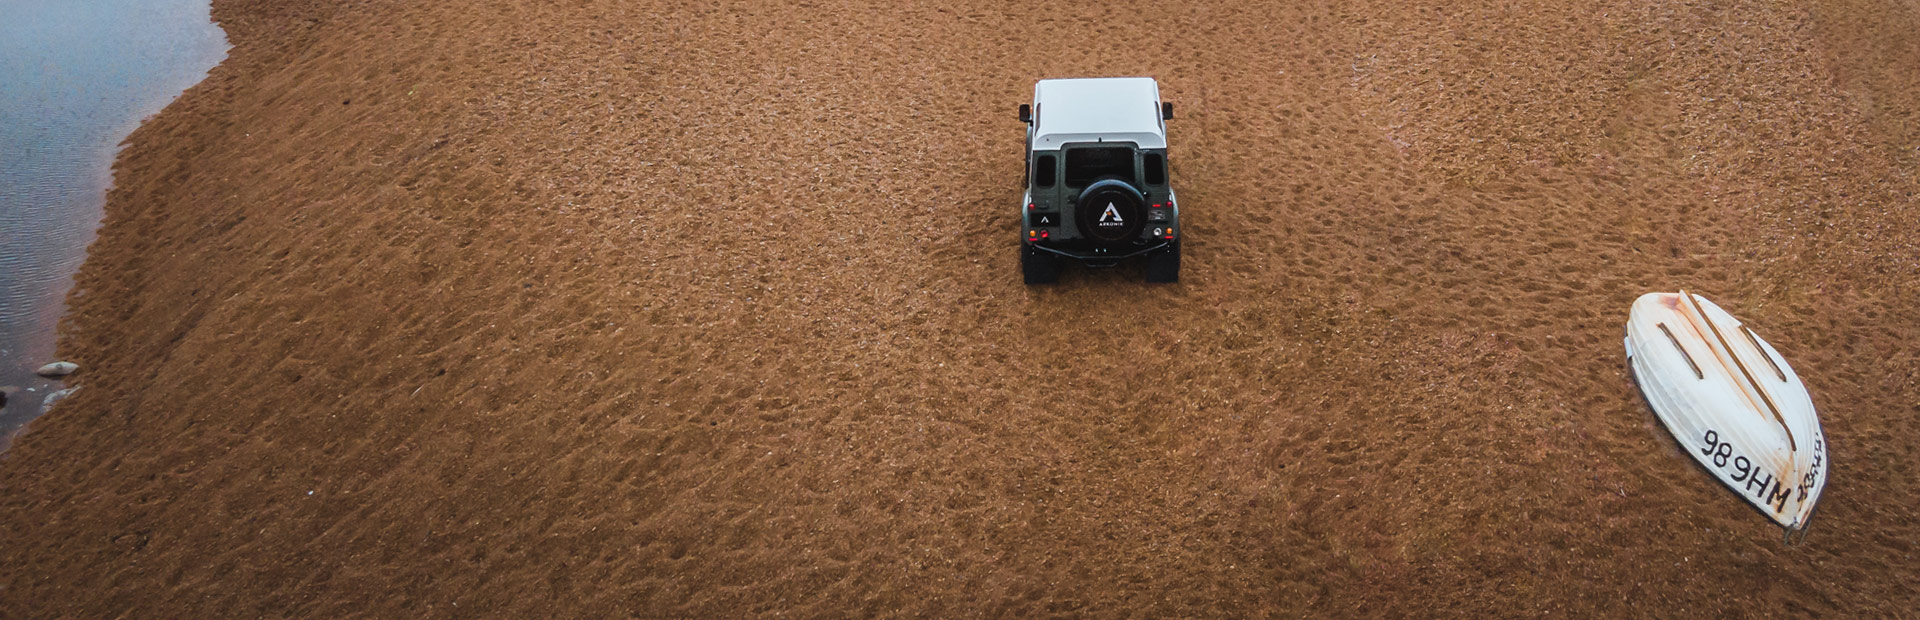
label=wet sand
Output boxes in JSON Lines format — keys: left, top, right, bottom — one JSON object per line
{"left": 3, "top": 0, "right": 1918, "bottom": 615}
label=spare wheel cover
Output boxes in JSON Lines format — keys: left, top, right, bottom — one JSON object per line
{"left": 1076, "top": 179, "right": 1146, "bottom": 242}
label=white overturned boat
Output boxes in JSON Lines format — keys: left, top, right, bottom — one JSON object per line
{"left": 1624, "top": 291, "right": 1827, "bottom": 535}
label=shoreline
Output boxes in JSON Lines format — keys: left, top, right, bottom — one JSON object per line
{"left": 0, "top": 0, "right": 228, "bottom": 445}
{"left": 4, "top": 0, "right": 1918, "bottom": 615}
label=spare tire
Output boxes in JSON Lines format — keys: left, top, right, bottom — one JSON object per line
{"left": 1075, "top": 178, "right": 1146, "bottom": 243}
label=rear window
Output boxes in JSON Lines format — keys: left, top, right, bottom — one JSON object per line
{"left": 1034, "top": 154, "right": 1056, "bottom": 187}
{"left": 1065, "top": 147, "right": 1135, "bottom": 187}
{"left": 1143, "top": 153, "right": 1166, "bottom": 185}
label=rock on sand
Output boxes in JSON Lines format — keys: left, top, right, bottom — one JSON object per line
{"left": 42, "top": 387, "right": 79, "bottom": 411}
{"left": 35, "top": 361, "right": 78, "bottom": 378}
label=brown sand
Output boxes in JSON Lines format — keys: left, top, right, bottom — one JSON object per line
{"left": 4, "top": 0, "right": 1919, "bottom": 616}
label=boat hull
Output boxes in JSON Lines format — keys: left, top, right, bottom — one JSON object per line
{"left": 1624, "top": 292, "right": 1827, "bottom": 531}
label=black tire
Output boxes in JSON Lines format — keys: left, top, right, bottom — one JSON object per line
{"left": 1075, "top": 178, "right": 1146, "bottom": 243}
{"left": 1145, "top": 241, "right": 1180, "bottom": 283}
{"left": 1022, "top": 244, "right": 1059, "bottom": 285}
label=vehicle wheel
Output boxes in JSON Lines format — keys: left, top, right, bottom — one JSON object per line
{"left": 1022, "top": 244, "right": 1059, "bottom": 285}
{"left": 1145, "top": 241, "right": 1180, "bottom": 283}
{"left": 1075, "top": 178, "right": 1146, "bottom": 243}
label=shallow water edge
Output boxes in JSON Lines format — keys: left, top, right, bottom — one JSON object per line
{"left": 0, "top": 0, "right": 229, "bottom": 447}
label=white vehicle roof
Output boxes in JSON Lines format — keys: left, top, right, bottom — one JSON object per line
{"left": 1032, "top": 77, "right": 1166, "bottom": 150}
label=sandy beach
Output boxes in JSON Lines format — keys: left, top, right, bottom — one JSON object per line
{"left": 3, "top": 0, "right": 1917, "bottom": 615}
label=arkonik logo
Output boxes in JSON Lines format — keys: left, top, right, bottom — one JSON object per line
{"left": 1099, "top": 202, "right": 1124, "bottom": 224}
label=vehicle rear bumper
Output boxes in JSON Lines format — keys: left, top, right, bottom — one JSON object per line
{"left": 1027, "top": 239, "right": 1173, "bottom": 261}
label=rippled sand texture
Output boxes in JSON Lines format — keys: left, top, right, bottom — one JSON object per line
{"left": 3, "top": 0, "right": 1917, "bottom": 616}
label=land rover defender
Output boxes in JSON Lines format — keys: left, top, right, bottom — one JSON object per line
{"left": 1017, "top": 77, "right": 1180, "bottom": 284}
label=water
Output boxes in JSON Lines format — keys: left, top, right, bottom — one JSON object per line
{"left": 0, "top": 0, "right": 227, "bottom": 448}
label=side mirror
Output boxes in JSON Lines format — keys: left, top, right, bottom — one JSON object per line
{"left": 1019, "top": 103, "right": 1032, "bottom": 124}
{"left": 1161, "top": 102, "right": 1174, "bottom": 121}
